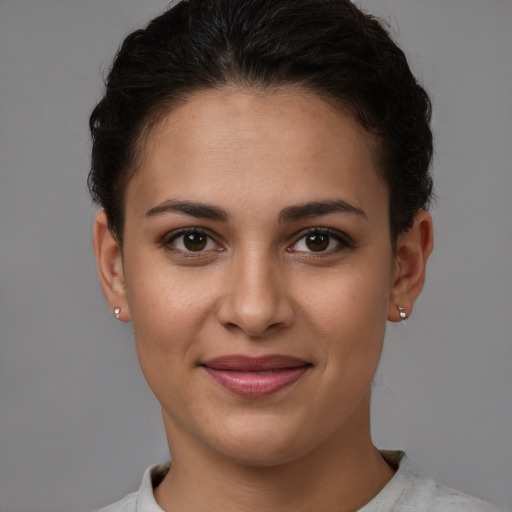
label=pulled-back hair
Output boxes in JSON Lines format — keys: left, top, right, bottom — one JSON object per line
{"left": 89, "top": 0, "right": 433, "bottom": 243}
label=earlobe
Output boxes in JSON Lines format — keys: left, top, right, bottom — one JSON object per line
{"left": 93, "top": 209, "right": 131, "bottom": 321}
{"left": 388, "top": 210, "right": 434, "bottom": 322}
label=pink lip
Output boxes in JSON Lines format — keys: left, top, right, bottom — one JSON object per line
{"left": 201, "top": 355, "right": 311, "bottom": 397}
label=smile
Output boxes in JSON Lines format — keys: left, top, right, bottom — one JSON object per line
{"left": 201, "top": 355, "right": 312, "bottom": 397}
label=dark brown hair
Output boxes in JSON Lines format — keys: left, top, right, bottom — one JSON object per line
{"left": 89, "top": 0, "right": 433, "bottom": 243}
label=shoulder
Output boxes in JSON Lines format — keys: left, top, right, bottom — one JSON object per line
{"left": 381, "top": 451, "right": 506, "bottom": 512}
{"left": 399, "top": 473, "right": 505, "bottom": 512}
{"left": 93, "top": 461, "right": 170, "bottom": 512}
{"left": 94, "top": 491, "right": 137, "bottom": 512}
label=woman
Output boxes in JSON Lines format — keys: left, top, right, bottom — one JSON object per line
{"left": 89, "top": 1, "right": 504, "bottom": 511}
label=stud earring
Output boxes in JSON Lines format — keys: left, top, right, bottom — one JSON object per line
{"left": 398, "top": 306, "right": 408, "bottom": 320}
{"left": 113, "top": 307, "right": 121, "bottom": 320}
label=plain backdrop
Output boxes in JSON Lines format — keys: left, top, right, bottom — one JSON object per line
{"left": 0, "top": 1, "right": 511, "bottom": 511}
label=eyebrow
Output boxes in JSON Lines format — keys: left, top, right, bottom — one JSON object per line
{"left": 144, "top": 198, "right": 367, "bottom": 223}
{"left": 145, "top": 200, "right": 229, "bottom": 221}
{"left": 279, "top": 199, "right": 367, "bottom": 223}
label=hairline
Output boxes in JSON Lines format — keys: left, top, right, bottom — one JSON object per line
{"left": 113, "top": 82, "right": 392, "bottom": 242}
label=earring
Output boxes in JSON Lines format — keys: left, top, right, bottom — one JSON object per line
{"left": 113, "top": 307, "right": 121, "bottom": 320}
{"left": 398, "top": 306, "right": 408, "bottom": 320}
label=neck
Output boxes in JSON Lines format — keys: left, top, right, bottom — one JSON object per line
{"left": 154, "top": 397, "right": 395, "bottom": 512}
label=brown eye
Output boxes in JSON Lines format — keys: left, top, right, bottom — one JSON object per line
{"left": 289, "top": 229, "right": 350, "bottom": 254}
{"left": 305, "top": 233, "right": 329, "bottom": 252}
{"left": 183, "top": 232, "right": 207, "bottom": 251}
{"left": 166, "top": 229, "right": 218, "bottom": 253}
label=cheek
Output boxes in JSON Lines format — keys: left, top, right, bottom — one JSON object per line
{"left": 123, "top": 253, "right": 217, "bottom": 375}
{"left": 297, "top": 255, "right": 392, "bottom": 368}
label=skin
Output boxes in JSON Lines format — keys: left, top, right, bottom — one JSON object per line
{"left": 94, "top": 87, "right": 433, "bottom": 512}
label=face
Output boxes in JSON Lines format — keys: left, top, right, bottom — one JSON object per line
{"left": 111, "top": 88, "right": 402, "bottom": 465}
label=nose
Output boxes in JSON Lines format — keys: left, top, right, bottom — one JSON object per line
{"left": 216, "top": 247, "right": 295, "bottom": 337}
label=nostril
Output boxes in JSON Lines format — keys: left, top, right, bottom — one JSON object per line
{"left": 215, "top": 271, "right": 295, "bottom": 336}
{"left": 220, "top": 317, "right": 291, "bottom": 339}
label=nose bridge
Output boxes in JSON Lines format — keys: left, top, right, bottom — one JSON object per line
{"left": 218, "top": 243, "right": 293, "bottom": 336}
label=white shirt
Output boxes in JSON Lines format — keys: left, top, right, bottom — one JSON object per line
{"left": 95, "top": 451, "right": 505, "bottom": 512}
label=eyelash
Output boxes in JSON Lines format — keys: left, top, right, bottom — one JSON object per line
{"left": 161, "top": 228, "right": 223, "bottom": 256}
{"left": 161, "top": 227, "right": 353, "bottom": 257}
{"left": 288, "top": 228, "right": 353, "bottom": 255}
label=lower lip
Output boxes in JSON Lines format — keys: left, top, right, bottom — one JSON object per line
{"left": 202, "top": 366, "right": 310, "bottom": 397}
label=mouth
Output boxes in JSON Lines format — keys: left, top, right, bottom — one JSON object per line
{"left": 200, "top": 355, "right": 312, "bottom": 398}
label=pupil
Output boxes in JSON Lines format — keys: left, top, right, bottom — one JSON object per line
{"left": 184, "top": 232, "right": 207, "bottom": 251}
{"left": 306, "top": 234, "right": 328, "bottom": 251}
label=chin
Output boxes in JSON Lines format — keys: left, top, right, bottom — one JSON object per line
{"left": 205, "top": 416, "right": 318, "bottom": 467}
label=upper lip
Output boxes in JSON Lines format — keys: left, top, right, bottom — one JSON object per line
{"left": 201, "top": 355, "right": 311, "bottom": 372}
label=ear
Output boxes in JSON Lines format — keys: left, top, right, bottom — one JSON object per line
{"left": 388, "top": 210, "right": 434, "bottom": 322}
{"left": 93, "top": 209, "right": 131, "bottom": 322}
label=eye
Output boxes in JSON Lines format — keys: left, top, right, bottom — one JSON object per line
{"left": 165, "top": 229, "right": 219, "bottom": 252}
{"left": 289, "top": 229, "right": 350, "bottom": 253}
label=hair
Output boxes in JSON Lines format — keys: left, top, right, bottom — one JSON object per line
{"left": 89, "top": 0, "right": 433, "bottom": 244}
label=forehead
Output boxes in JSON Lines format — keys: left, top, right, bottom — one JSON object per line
{"left": 128, "top": 87, "right": 387, "bottom": 218}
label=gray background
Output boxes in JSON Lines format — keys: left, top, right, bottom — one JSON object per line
{"left": 0, "top": 1, "right": 511, "bottom": 511}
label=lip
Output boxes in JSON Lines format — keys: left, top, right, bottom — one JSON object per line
{"left": 201, "top": 355, "right": 312, "bottom": 398}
